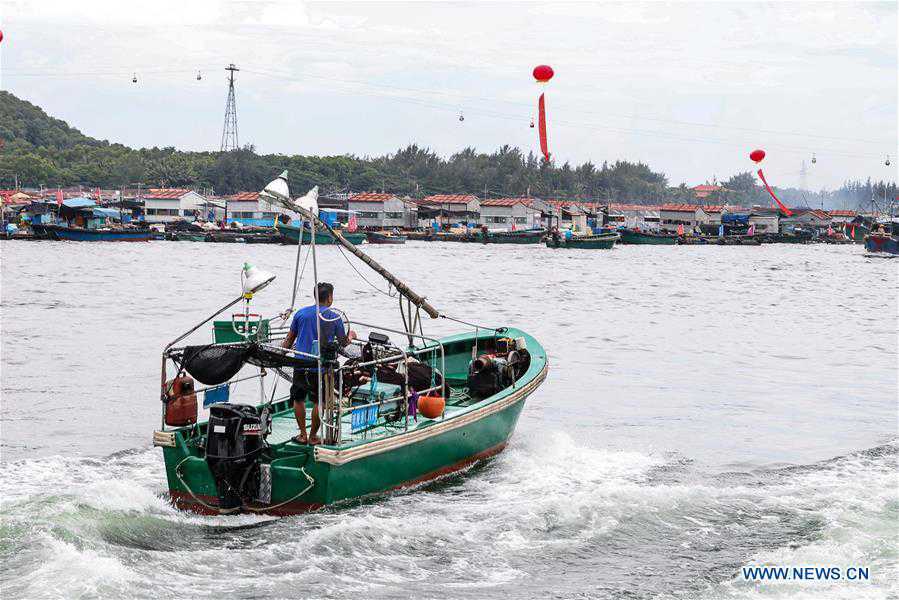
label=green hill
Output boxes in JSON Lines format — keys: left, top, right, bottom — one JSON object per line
{"left": 3, "top": 90, "right": 888, "bottom": 207}
{"left": 0, "top": 91, "right": 101, "bottom": 150}
{"left": 0, "top": 90, "right": 681, "bottom": 199}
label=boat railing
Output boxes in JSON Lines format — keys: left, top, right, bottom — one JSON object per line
{"left": 254, "top": 329, "right": 444, "bottom": 445}
{"left": 333, "top": 334, "right": 446, "bottom": 444}
{"left": 161, "top": 316, "right": 446, "bottom": 447}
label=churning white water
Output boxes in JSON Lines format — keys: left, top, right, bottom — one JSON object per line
{"left": 1, "top": 240, "right": 897, "bottom": 599}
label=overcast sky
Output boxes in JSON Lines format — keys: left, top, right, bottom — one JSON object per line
{"left": 1, "top": 1, "right": 896, "bottom": 189}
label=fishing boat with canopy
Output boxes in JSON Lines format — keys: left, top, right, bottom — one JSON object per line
{"left": 154, "top": 172, "right": 548, "bottom": 515}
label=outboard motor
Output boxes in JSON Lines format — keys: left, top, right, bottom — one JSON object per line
{"left": 205, "top": 403, "right": 264, "bottom": 510}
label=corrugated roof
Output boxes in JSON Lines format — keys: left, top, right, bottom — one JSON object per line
{"left": 349, "top": 192, "right": 397, "bottom": 203}
{"left": 702, "top": 205, "right": 725, "bottom": 213}
{"left": 482, "top": 197, "right": 535, "bottom": 207}
{"left": 91, "top": 207, "right": 122, "bottom": 219}
{"left": 226, "top": 191, "right": 259, "bottom": 201}
{"left": 62, "top": 197, "right": 96, "bottom": 209}
{"left": 749, "top": 207, "right": 781, "bottom": 215}
{"left": 693, "top": 184, "right": 723, "bottom": 192}
{"left": 1, "top": 191, "right": 35, "bottom": 205}
{"left": 659, "top": 203, "right": 700, "bottom": 212}
{"left": 609, "top": 203, "right": 656, "bottom": 212}
{"left": 828, "top": 210, "right": 857, "bottom": 217}
{"left": 419, "top": 194, "right": 479, "bottom": 205}
{"left": 146, "top": 188, "right": 192, "bottom": 199}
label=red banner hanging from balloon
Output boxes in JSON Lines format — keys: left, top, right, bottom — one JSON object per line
{"left": 538, "top": 93, "right": 549, "bottom": 161}
{"left": 757, "top": 169, "right": 793, "bottom": 216}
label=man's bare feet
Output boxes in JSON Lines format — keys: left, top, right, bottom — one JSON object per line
{"left": 308, "top": 436, "right": 322, "bottom": 446}
{"left": 294, "top": 433, "right": 308, "bottom": 444}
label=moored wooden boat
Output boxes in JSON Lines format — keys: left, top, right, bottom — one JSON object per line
{"left": 276, "top": 221, "right": 366, "bottom": 245}
{"left": 366, "top": 231, "right": 407, "bottom": 244}
{"left": 545, "top": 232, "right": 619, "bottom": 249}
{"left": 617, "top": 228, "right": 678, "bottom": 245}
{"left": 863, "top": 221, "right": 899, "bottom": 256}
{"left": 41, "top": 224, "right": 151, "bottom": 242}
{"left": 486, "top": 229, "right": 545, "bottom": 244}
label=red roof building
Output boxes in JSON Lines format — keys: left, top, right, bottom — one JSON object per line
{"left": 347, "top": 192, "right": 416, "bottom": 229}
{"left": 480, "top": 197, "right": 544, "bottom": 231}
{"left": 143, "top": 189, "right": 210, "bottom": 223}
{"left": 693, "top": 184, "right": 725, "bottom": 199}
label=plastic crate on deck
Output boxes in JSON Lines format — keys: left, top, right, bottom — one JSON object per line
{"left": 213, "top": 319, "right": 271, "bottom": 344}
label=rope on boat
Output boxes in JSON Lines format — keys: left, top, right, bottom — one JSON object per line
{"left": 242, "top": 467, "right": 315, "bottom": 513}
{"left": 439, "top": 314, "right": 504, "bottom": 332}
{"left": 174, "top": 456, "right": 316, "bottom": 515}
{"left": 174, "top": 456, "right": 241, "bottom": 515}
{"left": 334, "top": 240, "right": 397, "bottom": 298}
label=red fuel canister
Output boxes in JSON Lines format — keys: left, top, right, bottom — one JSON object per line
{"left": 165, "top": 376, "right": 197, "bottom": 426}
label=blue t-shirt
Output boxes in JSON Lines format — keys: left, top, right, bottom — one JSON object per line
{"left": 290, "top": 304, "right": 346, "bottom": 357}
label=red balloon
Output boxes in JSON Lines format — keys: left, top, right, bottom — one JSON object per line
{"left": 0, "top": 30, "right": 4, "bottom": 44}
{"left": 533, "top": 65, "right": 554, "bottom": 83}
{"left": 749, "top": 149, "right": 766, "bottom": 163}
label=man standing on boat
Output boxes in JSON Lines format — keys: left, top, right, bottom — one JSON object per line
{"left": 282, "top": 282, "right": 356, "bottom": 445}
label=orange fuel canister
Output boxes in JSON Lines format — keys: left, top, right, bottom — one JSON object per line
{"left": 164, "top": 376, "right": 197, "bottom": 427}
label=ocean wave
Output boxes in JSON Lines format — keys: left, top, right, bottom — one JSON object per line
{"left": 0, "top": 436, "right": 896, "bottom": 599}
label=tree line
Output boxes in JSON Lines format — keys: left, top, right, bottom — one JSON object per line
{"left": 1, "top": 91, "right": 893, "bottom": 208}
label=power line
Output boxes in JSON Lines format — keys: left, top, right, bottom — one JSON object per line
{"left": 240, "top": 68, "right": 889, "bottom": 161}
{"left": 6, "top": 62, "right": 892, "bottom": 148}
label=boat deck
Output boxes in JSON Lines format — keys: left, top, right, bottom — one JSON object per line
{"left": 265, "top": 386, "right": 476, "bottom": 448}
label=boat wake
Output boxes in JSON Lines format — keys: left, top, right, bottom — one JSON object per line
{"left": 1, "top": 436, "right": 896, "bottom": 599}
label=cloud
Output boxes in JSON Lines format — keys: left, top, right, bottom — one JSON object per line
{"left": 1, "top": 1, "right": 895, "bottom": 188}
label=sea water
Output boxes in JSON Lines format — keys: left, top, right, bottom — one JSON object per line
{"left": 1, "top": 240, "right": 896, "bottom": 599}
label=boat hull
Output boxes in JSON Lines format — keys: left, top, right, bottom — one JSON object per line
{"left": 486, "top": 231, "right": 545, "bottom": 244}
{"left": 366, "top": 232, "right": 407, "bottom": 245}
{"left": 277, "top": 223, "right": 366, "bottom": 245}
{"left": 168, "top": 232, "right": 208, "bottom": 242}
{"left": 42, "top": 225, "right": 150, "bottom": 242}
{"left": 617, "top": 229, "right": 677, "bottom": 245}
{"left": 545, "top": 233, "right": 618, "bottom": 249}
{"left": 864, "top": 234, "right": 899, "bottom": 256}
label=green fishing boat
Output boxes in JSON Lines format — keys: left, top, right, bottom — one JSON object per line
{"left": 486, "top": 229, "right": 545, "bottom": 244}
{"left": 276, "top": 221, "right": 366, "bottom": 245}
{"left": 617, "top": 228, "right": 678, "bottom": 245}
{"left": 154, "top": 174, "right": 548, "bottom": 516}
{"left": 545, "top": 232, "right": 619, "bottom": 249}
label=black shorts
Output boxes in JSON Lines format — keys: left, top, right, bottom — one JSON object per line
{"left": 290, "top": 369, "right": 320, "bottom": 404}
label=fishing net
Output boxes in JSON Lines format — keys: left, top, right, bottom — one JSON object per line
{"left": 245, "top": 344, "right": 318, "bottom": 371}
{"left": 172, "top": 343, "right": 318, "bottom": 385}
{"left": 175, "top": 345, "right": 251, "bottom": 385}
